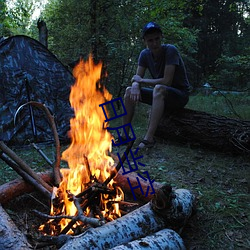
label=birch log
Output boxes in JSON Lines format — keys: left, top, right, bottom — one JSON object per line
{"left": 0, "top": 204, "right": 32, "bottom": 249}
{"left": 60, "top": 186, "right": 195, "bottom": 250}
{"left": 110, "top": 228, "right": 186, "bottom": 250}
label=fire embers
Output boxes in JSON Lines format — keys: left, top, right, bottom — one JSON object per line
{"left": 39, "top": 175, "right": 124, "bottom": 236}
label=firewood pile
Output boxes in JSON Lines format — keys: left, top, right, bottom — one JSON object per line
{"left": 0, "top": 140, "right": 196, "bottom": 250}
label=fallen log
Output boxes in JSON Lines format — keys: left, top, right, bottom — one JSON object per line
{"left": 114, "top": 167, "right": 163, "bottom": 203}
{"left": 151, "top": 186, "right": 196, "bottom": 231}
{"left": 0, "top": 204, "right": 32, "bottom": 249}
{"left": 0, "top": 167, "right": 161, "bottom": 205}
{"left": 0, "top": 152, "right": 52, "bottom": 200}
{"left": 155, "top": 108, "right": 250, "bottom": 154}
{"left": 110, "top": 228, "right": 186, "bottom": 250}
{"left": 59, "top": 186, "right": 195, "bottom": 250}
{"left": 0, "top": 141, "right": 53, "bottom": 193}
{"left": 0, "top": 171, "right": 53, "bottom": 204}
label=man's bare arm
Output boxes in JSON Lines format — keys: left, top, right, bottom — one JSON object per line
{"left": 132, "top": 64, "right": 176, "bottom": 87}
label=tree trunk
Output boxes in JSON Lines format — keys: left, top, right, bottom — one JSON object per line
{"left": 37, "top": 19, "right": 48, "bottom": 47}
{"left": 155, "top": 108, "right": 250, "bottom": 154}
{"left": 0, "top": 204, "right": 32, "bottom": 249}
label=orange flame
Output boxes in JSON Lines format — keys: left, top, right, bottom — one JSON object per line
{"left": 44, "top": 55, "right": 123, "bottom": 234}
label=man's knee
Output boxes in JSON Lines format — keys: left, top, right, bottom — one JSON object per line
{"left": 153, "top": 84, "right": 166, "bottom": 98}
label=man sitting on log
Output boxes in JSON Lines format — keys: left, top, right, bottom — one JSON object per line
{"left": 117, "top": 21, "right": 192, "bottom": 149}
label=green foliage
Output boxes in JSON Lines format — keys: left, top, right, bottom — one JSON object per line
{"left": 186, "top": 0, "right": 250, "bottom": 89}
{"left": 208, "top": 55, "right": 250, "bottom": 89}
{"left": 5, "top": 0, "right": 35, "bottom": 35}
{"left": 0, "top": 0, "right": 12, "bottom": 36}
{"left": 41, "top": 0, "right": 198, "bottom": 97}
{"left": 2, "top": 0, "right": 250, "bottom": 94}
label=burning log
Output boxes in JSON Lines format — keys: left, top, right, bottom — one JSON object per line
{"left": 59, "top": 203, "right": 165, "bottom": 249}
{"left": 0, "top": 167, "right": 161, "bottom": 205}
{"left": 0, "top": 204, "right": 32, "bottom": 249}
{"left": 114, "top": 167, "right": 163, "bottom": 203}
{"left": 0, "top": 171, "right": 53, "bottom": 204}
{"left": 59, "top": 185, "right": 195, "bottom": 250}
{"left": 110, "top": 228, "right": 186, "bottom": 250}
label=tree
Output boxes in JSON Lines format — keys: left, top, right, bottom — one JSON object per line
{"left": 42, "top": 0, "right": 198, "bottom": 98}
{"left": 0, "top": 0, "right": 12, "bottom": 36}
{"left": 185, "top": 0, "right": 250, "bottom": 89}
{"left": 5, "top": 0, "right": 35, "bottom": 35}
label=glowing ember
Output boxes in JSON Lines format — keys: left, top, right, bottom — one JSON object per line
{"left": 40, "top": 55, "right": 124, "bottom": 235}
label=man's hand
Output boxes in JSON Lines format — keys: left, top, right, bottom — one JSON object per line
{"left": 130, "top": 82, "right": 141, "bottom": 102}
{"left": 131, "top": 74, "right": 142, "bottom": 83}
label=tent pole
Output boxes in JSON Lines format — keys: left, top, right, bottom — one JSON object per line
{"left": 25, "top": 78, "right": 38, "bottom": 142}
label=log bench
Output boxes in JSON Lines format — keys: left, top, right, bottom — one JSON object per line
{"left": 155, "top": 108, "right": 250, "bottom": 154}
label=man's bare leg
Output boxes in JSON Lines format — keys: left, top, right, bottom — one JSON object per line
{"left": 121, "top": 87, "right": 136, "bottom": 137}
{"left": 139, "top": 85, "right": 166, "bottom": 147}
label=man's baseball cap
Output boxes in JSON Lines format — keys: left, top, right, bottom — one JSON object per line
{"left": 142, "top": 22, "right": 162, "bottom": 38}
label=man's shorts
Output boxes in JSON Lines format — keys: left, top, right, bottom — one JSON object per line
{"left": 140, "top": 87, "right": 189, "bottom": 112}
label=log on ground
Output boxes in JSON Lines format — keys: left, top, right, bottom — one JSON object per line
{"left": 0, "top": 204, "right": 32, "bottom": 249}
{"left": 0, "top": 167, "right": 161, "bottom": 205}
{"left": 110, "top": 228, "right": 186, "bottom": 250}
{"left": 59, "top": 186, "right": 195, "bottom": 250}
{"left": 59, "top": 202, "right": 166, "bottom": 250}
{"left": 155, "top": 108, "right": 250, "bottom": 154}
{"left": 0, "top": 171, "right": 53, "bottom": 205}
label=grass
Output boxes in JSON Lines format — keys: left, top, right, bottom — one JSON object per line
{"left": 187, "top": 93, "right": 250, "bottom": 120}
{"left": 0, "top": 94, "right": 249, "bottom": 249}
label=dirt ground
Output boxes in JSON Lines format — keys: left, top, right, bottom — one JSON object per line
{"left": 1, "top": 138, "right": 249, "bottom": 249}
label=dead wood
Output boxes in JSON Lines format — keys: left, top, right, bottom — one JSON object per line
{"left": 110, "top": 228, "right": 186, "bottom": 250}
{"left": 155, "top": 108, "right": 250, "bottom": 154}
{"left": 0, "top": 204, "right": 32, "bottom": 249}
{"left": 0, "top": 141, "right": 53, "bottom": 193}
{"left": 0, "top": 152, "right": 52, "bottom": 200}
{"left": 37, "top": 19, "right": 48, "bottom": 47}
{"left": 114, "top": 167, "right": 163, "bottom": 203}
{"left": 59, "top": 185, "right": 195, "bottom": 250}
{"left": 151, "top": 186, "right": 196, "bottom": 231}
{"left": 59, "top": 202, "right": 166, "bottom": 249}
{"left": 0, "top": 170, "right": 53, "bottom": 204}
{"left": 103, "top": 140, "right": 135, "bottom": 186}
{"left": 0, "top": 168, "right": 162, "bottom": 205}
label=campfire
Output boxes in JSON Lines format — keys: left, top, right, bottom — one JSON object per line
{"left": 39, "top": 55, "right": 126, "bottom": 236}
{"left": 0, "top": 55, "right": 196, "bottom": 249}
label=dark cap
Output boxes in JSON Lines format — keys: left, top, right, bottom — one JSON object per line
{"left": 142, "top": 22, "right": 162, "bottom": 38}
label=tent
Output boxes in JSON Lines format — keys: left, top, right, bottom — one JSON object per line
{"left": 0, "top": 35, "right": 75, "bottom": 145}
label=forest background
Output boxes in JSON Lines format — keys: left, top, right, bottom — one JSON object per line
{"left": 1, "top": 0, "right": 250, "bottom": 97}
{"left": 0, "top": 1, "right": 250, "bottom": 249}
